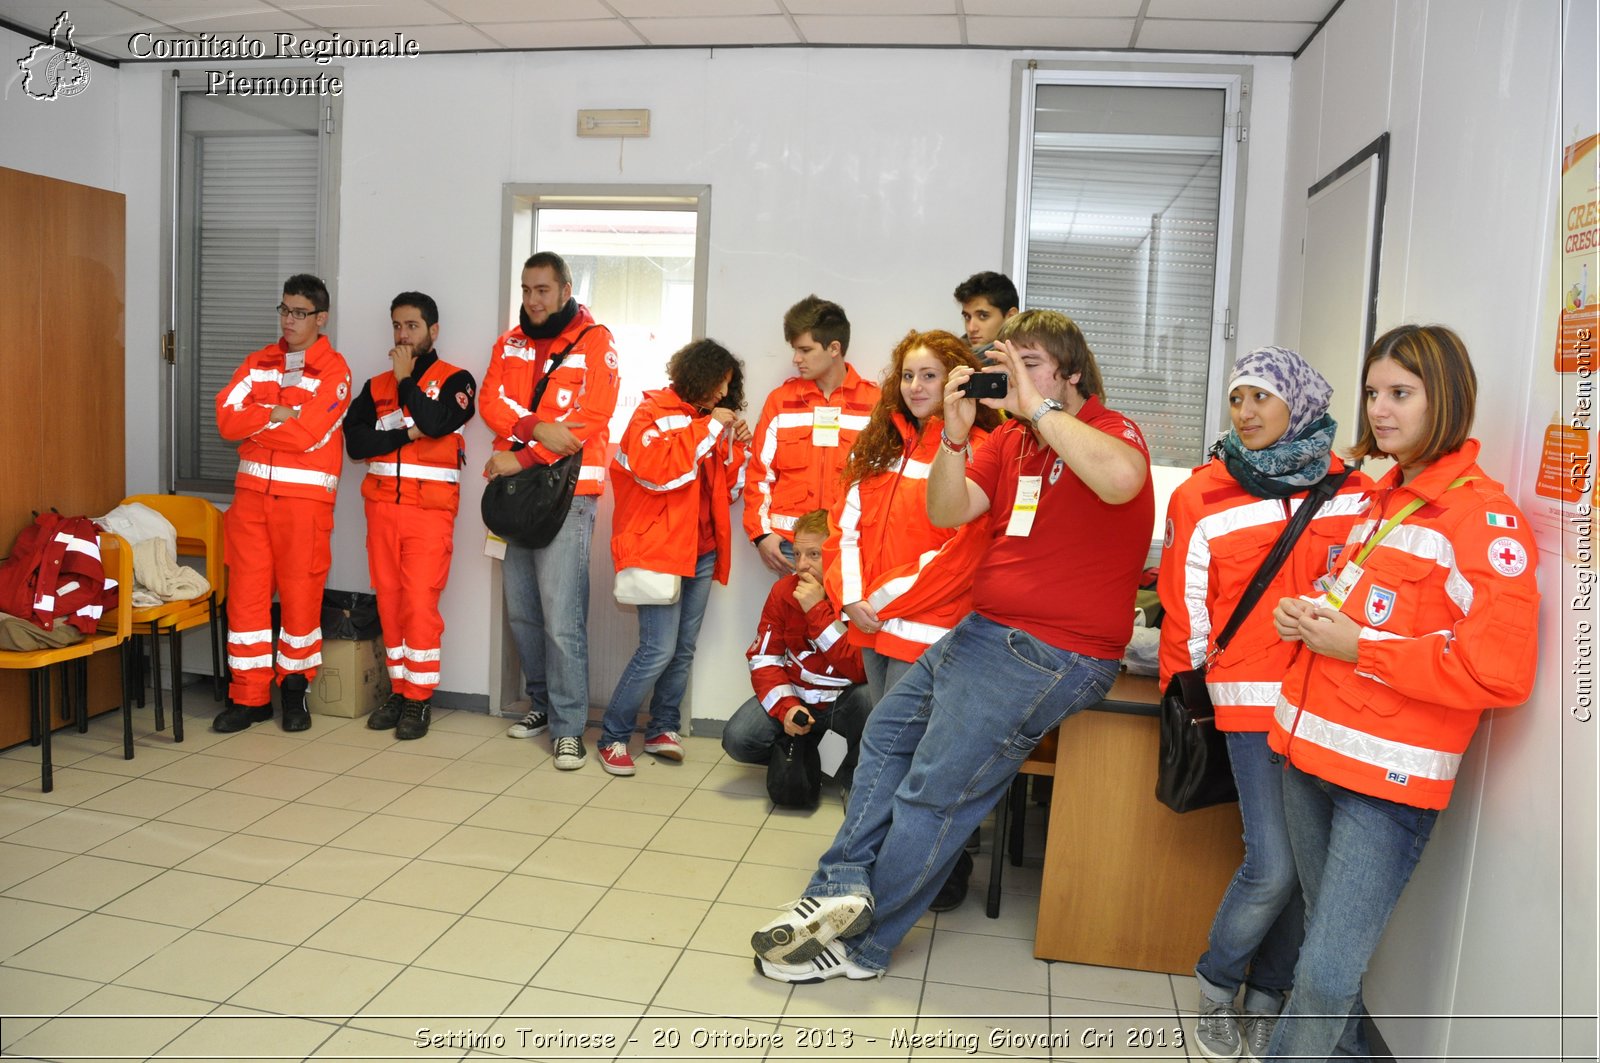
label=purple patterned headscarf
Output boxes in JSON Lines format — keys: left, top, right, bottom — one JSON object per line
{"left": 1228, "top": 346, "right": 1333, "bottom": 443}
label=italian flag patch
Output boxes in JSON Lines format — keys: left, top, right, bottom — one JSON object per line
{"left": 1486, "top": 512, "right": 1519, "bottom": 529}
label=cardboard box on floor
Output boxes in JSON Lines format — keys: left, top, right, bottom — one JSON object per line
{"left": 308, "top": 638, "right": 390, "bottom": 718}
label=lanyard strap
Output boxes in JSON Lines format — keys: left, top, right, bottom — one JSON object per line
{"left": 1352, "top": 475, "right": 1477, "bottom": 565}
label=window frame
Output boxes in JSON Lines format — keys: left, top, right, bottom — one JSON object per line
{"left": 160, "top": 69, "right": 343, "bottom": 497}
{"left": 1005, "top": 61, "right": 1252, "bottom": 463}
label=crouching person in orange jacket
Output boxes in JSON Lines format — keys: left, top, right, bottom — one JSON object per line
{"left": 213, "top": 274, "right": 352, "bottom": 732}
{"left": 344, "top": 292, "right": 476, "bottom": 741}
{"left": 721, "top": 509, "right": 871, "bottom": 791}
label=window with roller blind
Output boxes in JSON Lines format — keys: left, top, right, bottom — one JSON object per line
{"left": 1010, "top": 68, "right": 1250, "bottom": 467}
{"left": 168, "top": 79, "right": 341, "bottom": 495}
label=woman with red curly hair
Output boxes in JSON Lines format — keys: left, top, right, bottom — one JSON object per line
{"left": 827, "top": 329, "right": 1000, "bottom": 707}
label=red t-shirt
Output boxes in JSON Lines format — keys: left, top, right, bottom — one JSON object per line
{"left": 696, "top": 462, "right": 717, "bottom": 557}
{"left": 965, "top": 397, "right": 1155, "bottom": 658}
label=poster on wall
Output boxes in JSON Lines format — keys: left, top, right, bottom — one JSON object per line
{"left": 1525, "top": 131, "right": 1597, "bottom": 567}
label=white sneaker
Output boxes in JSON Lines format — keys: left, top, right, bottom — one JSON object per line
{"left": 552, "top": 735, "right": 586, "bottom": 770}
{"left": 750, "top": 894, "right": 873, "bottom": 964}
{"left": 753, "top": 939, "right": 881, "bottom": 984}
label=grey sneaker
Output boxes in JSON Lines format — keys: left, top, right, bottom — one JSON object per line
{"left": 1195, "top": 996, "right": 1242, "bottom": 1061}
{"left": 507, "top": 709, "right": 548, "bottom": 739}
{"left": 1241, "top": 1013, "right": 1277, "bottom": 1063}
{"left": 552, "top": 735, "right": 586, "bottom": 770}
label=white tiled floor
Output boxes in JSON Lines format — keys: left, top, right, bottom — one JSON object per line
{"left": 0, "top": 696, "right": 1199, "bottom": 1062}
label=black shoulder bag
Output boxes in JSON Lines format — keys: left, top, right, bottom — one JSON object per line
{"left": 1156, "top": 465, "right": 1355, "bottom": 813}
{"left": 481, "top": 326, "right": 598, "bottom": 550}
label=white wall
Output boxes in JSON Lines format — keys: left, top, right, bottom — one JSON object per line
{"left": 1276, "top": 1, "right": 1584, "bottom": 1058}
{"left": 109, "top": 44, "right": 1291, "bottom": 719}
{"left": 0, "top": 26, "right": 120, "bottom": 188}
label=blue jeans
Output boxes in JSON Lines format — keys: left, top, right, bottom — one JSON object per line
{"left": 860, "top": 647, "right": 914, "bottom": 708}
{"left": 721, "top": 685, "right": 872, "bottom": 788}
{"left": 503, "top": 495, "right": 596, "bottom": 739}
{"left": 806, "top": 614, "right": 1120, "bottom": 973}
{"left": 1266, "top": 764, "right": 1439, "bottom": 1062}
{"left": 1196, "top": 730, "right": 1304, "bottom": 1014}
{"left": 599, "top": 551, "right": 716, "bottom": 747}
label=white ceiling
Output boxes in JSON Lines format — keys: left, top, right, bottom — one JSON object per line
{"left": 0, "top": 0, "right": 1340, "bottom": 62}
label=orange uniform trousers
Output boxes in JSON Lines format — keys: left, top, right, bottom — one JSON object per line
{"left": 224, "top": 490, "right": 334, "bottom": 706}
{"left": 364, "top": 498, "right": 454, "bottom": 700}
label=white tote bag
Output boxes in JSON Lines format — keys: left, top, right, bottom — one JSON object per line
{"left": 613, "top": 567, "right": 681, "bottom": 605}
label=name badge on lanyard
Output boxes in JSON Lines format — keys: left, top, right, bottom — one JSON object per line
{"left": 1006, "top": 475, "right": 1043, "bottom": 537}
{"left": 1323, "top": 560, "right": 1364, "bottom": 611}
{"left": 812, "top": 406, "right": 841, "bottom": 448}
{"left": 280, "top": 351, "right": 305, "bottom": 389}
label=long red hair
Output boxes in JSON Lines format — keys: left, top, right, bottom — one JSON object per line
{"left": 843, "top": 329, "right": 999, "bottom": 482}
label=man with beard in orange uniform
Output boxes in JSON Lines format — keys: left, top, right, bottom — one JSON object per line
{"left": 345, "top": 292, "right": 476, "bottom": 740}
{"left": 214, "top": 274, "right": 352, "bottom": 732}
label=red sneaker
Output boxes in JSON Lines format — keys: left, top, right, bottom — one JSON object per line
{"left": 643, "top": 732, "right": 685, "bottom": 761}
{"left": 598, "top": 742, "right": 636, "bottom": 776}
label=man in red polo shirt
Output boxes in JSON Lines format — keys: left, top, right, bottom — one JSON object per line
{"left": 750, "top": 309, "right": 1155, "bottom": 983}
{"left": 743, "top": 296, "right": 879, "bottom": 574}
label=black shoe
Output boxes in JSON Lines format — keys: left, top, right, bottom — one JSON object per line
{"left": 928, "top": 849, "right": 974, "bottom": 913}
{"left": 394, "top": 699, "right": 431, "bottom": 741}
{"left": 368, "top": 692, "right": 405, "bottom": 731}
{"left": 213, "top": 702, "right": 272, "bottom": 733}
{"left": 280, "top": 676, "right": 312, "bottom": 733}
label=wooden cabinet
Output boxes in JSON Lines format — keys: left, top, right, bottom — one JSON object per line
{"left": 1034, "top": 674, "right": 1246, "bottom": 974}
{"left": 0, "top": 166, "right": 127, "bottom": 749}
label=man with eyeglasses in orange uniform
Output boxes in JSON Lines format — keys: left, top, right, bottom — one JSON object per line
{"left": 213, "top": 274, "right": 352, "bottom": 732}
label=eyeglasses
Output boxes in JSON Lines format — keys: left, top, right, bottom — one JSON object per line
{"left": 276, "top": 303, "right": 319, "bottom": 320}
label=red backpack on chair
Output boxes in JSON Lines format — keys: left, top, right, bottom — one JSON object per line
{"left": 0, "top": 512, "right": 116, "bottom": 634}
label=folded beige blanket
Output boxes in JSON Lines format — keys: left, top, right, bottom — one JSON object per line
{"left": 131, "top": 538, "right": 210, "bottom": 608}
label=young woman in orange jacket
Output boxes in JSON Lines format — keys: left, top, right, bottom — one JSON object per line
{"left": 1264, "top": 325, "right": 1539, "bottom": 1061}
{"left": 1158, "top": 346, "right": 1371, "bottom": 1061}
{"left": 825, "top": 329, "right": 1000, "bottom": 704}
{"left": 599, "top": 339, "right": 751, "bottom": 776}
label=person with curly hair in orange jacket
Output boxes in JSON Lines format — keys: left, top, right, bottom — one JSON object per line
{"left": 597, "top": 339, "right": 751, "bottom": 775}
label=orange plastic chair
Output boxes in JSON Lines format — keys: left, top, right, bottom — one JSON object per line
{"left": 119, "top": 495, "right": 226, "bottom": 743}
{"left": 0, "top": 532, "right": 135, "bottom": 792}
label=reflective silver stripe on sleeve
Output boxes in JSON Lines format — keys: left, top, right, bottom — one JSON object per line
{"left": 877, "top": 617, "right": 948, "bottom": 646}
{"left": 1205, "top": 680, "right": 1280, "bottom": 707}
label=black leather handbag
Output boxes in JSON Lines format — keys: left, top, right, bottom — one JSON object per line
{"left": 481, "top": 451, "right": 581, "bottom": 550}
{"left": 479, "top": 326, "right": 596, "bottom": 550}
{"left": 767, "top": 732, "right": 823, "bottom": 809}
{"left": 1156, "top": 467, "right": 1353, "bottom": 813}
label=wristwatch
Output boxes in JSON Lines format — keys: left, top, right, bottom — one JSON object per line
{"left": 1030, "top": 398, "right": 1064, "bottom": 425}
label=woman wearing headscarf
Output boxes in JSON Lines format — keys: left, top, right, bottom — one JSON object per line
{"left": 1158, "top": 346, "right": 1372, "bottom": 1062}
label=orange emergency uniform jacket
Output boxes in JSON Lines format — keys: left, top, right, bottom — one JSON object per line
{"left": 610, "top": 388, "right": 749, "bottom": 584}
{"left": 742, "top": 365, "right": 879, "bottom": 542}
{"left": 1268, "top": 441, "right": 1540, "bottom": 809}
{"left": 215, "top": 335, "right": 352, "bottom": 501}
{"left": 825, "top": 413, "right": 992, "bottom": 662}
{"left": 1157, "top": 455, "right": 1371, "bottom": 731}
{"left": 359, "top": 357, "right": 470, "bottom": 513}
{"left": 481, "top": 305, "right": 619, "bottom": 497}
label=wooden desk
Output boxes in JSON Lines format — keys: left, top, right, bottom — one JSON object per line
{"left": 1032, "top": 672, "right": 1245, "bottom": 974}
